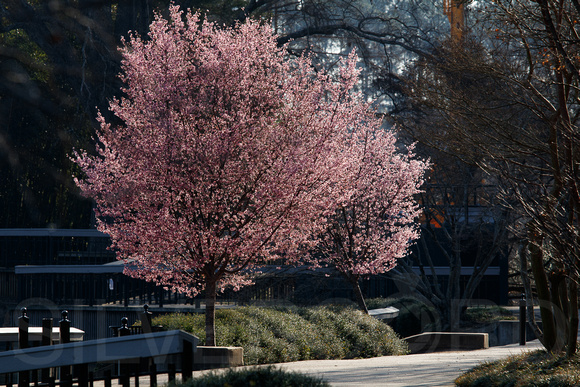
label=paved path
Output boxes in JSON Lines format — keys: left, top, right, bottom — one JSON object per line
{"left": 95, "top": 340, "right": 544, "bottom": 387}
{"left": 264, "top": 340, "right": 545, "bottom": 386}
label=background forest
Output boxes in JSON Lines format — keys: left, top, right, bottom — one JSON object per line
{"left": 0, "top": 0, "right": 445, "bottom": 228}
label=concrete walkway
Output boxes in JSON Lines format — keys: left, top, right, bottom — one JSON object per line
{"left": 95, "top": 340, "right": 544, "bottom": 387}
{"left": 263, "top": 340, "right": 545, "bottom": 386}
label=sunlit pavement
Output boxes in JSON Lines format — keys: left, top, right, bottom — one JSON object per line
{"left": 94, "top": 339, "right": 543, "bottom": 387}
{"left": 268, "top": 339, "right": 544, "bottom": 386}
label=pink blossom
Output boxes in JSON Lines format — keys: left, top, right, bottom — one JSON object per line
{"left": 72, "top": 4, "right": 427, "bottom": 340}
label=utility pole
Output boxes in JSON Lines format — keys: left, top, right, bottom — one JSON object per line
{"left": 443, "top": 0, "right": 465, "bottom": 42}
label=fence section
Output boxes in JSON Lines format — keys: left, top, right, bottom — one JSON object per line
{"left": 0, "top": 329, "right": 198, "bottom": 387}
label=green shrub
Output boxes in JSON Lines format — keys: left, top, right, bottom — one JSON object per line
{"left": 455, "top": 347, "right": 580, "bottom": 386}
{"left": 153, "top": 305, "right": 408, "bottom": 365}
{"left": 175, "top": 366, "right": 330, "bottom": 387}
{"left": 154, "top": 312, "right": 203, "bottom": 336}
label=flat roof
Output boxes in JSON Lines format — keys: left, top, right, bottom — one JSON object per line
{"left": 0, "top": 229, "right": 108, "bottom": 237}
{"left": 15, "top": 263, "right": 126, "bottom": 274}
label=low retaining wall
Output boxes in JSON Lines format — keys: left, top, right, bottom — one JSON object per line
{"left": 194, "top": 346, "right": 244, "bottom": 370}
{"left": 465, "top": 320, "right": 538, "bottom": 346}
{"left": 405, "top": 332, "right": 489, "bottom": 354}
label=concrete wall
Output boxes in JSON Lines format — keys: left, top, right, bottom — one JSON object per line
{"left": 193, "top": 346, "right": 244, "bottom": 370}
{"left": 405, "top": 332, "right": 489, "bottom": 354}
{"left": 465, "top": 320, "right": 538, "bottom": 346}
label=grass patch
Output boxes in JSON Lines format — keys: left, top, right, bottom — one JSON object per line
{"left": 173, "top": 366, "right": 329, "bottom": 386}
{"left": 153, "top": 305, "right": 408, "bottom": 365}
{"left": 455, "top": 347, "right": 580, "bottom": 386}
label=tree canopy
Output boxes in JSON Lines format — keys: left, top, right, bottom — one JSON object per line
{"left": 73, "top": 4, "right": 427, "bottom": 344}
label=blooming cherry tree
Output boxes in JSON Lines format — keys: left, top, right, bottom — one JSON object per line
{"left": 312, "top": 129, "right": 428, "bottom": 313}
{"left": 72, "top": 5, "right": 381, "bottom": 345}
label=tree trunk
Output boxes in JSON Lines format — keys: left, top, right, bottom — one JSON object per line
{"left": 520, "top": 243, "right": 545, "bottom": 343}
{"left": 566, "top": 279, "right": 578, "bottom": 357}
{"left": 549, "top": 273, "right": 568, "bottom": 352}
{"left": 349, "top": 276, "right": 369, "bottom": 314}
{"left": 448, "top": 298, "right": 462, "bottom": 332}
{"left": 205, "top": 279, "right": 217, "bottom": 346}
{"left": 448, "top": 247, "right": 462, "bottom": 331}
{"left": 528, "top": 234, "right": 558, "bottom": 351}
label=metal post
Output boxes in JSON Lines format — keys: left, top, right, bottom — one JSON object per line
{"left": 59, "top": 311, "right": 71, "bottom": 383}
{"left": 104, "top": 370, "right": 112, "bottom": 387}
{"left": 149, "top": 363, "right": 157, "bottom": 387}
{"left": 181, "top": 340, "right": 193, "bottom": 382}
{"left": 140, "top": 305, "right": 153, "bottom": 334}
{"left": 41, "top": 318, "right": 53, "bottom": 382}
{"left": 519, "top": 293, "right": 526, "bottom": 345}
{"left": 118, "top": 317, "right": 131, "bottom": 387}
{"left": 18, "top": 308, "right": 29, "bottom": 349}
{"left": 77, "top": 364, "right": 88, "bottom": 387}
{"left": 59, "top": 311, "right": 71, "bottom": 344}
{"left": 134, "top": 363, "right": 140, "bottom": 387}
{"left": 168, "top": 364, "right": 175, "bottom": 383}
{"left": 119, "top": 317, "right": 130, "bottom": 337}
{"left": 18, "top": 308, "right": 29, "bottom": 387}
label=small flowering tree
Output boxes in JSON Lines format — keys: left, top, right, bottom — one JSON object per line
{"left": 312, "top": 129, "right": 428, "bottom": 313}
{"left": 72, "top": 5, "right": 380, "bottom": 345}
